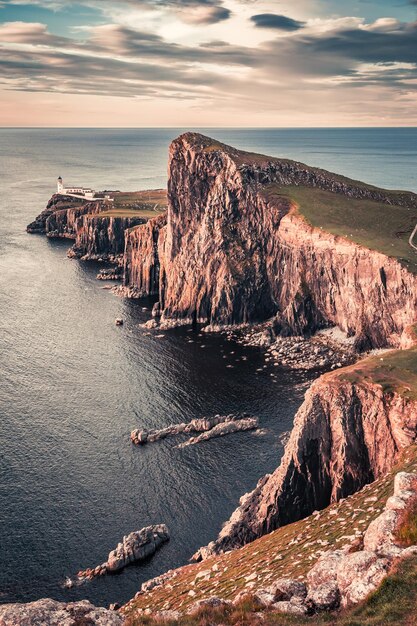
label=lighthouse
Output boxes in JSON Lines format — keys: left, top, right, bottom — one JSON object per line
{"left": 57, "top": 176, "right": 64, "bottom": 193}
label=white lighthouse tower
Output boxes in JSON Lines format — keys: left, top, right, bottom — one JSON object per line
{"left": 57, "top": 176, "right": 64, "bottom": 193}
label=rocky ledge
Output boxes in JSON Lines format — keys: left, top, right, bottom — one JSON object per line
{"left": 76, "top": 525, "right": 169, "bottom": 581}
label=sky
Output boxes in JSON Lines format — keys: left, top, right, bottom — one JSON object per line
{"left": 0, "top": 0, "right": 416, "bottom": 126}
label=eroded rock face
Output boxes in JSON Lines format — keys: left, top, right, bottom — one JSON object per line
{"left": 195, "top": 378, "right": 417, "bottom": 558}
{"left": 0, "top": 599, "right": 124, "bottom": 626}
{"left": 26, "top": 195, "right": 87, "bottom": 235}
{"left": 122, "top": 213, "right": 167, "bottom": 298}
{"left": 69, "top": 214, "right": 145, "bottom": 261}
{"left": 123, "top": 133, "right": 417, "bottom": 349}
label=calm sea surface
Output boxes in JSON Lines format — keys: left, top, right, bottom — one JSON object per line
{"left": 0, "top": 128, "right": 416, "bottom": 608}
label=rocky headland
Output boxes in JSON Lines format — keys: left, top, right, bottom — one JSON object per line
{"left": 19, "top": 134, "right": 417, "bottom": 625}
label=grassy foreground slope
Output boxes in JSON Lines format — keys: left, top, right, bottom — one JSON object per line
{"left": 123, "top": 446, "right": 417, "bottom": 623}
{"left": 128, "top": 556, "right": 417, "bottom": 625}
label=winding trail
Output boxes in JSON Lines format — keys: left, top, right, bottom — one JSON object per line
{"left": 409, "top": 223, "right": 417, "bottom": 251}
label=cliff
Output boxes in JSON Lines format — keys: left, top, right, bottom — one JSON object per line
{"left": 46, "top": 199, "right": 110, "bottom": 240}
{"left": 69, "top": 212, "right": 146, "bottom": 261}
{"left": 122, "top": 213, "right": 167, "bottom": 296}
{"left": 123, "top": 133, "right": 417, "bottom": 349}
{"left": 194, "top": 365, "right": 417, "bottom": 559}
{"left": 26, "top": 194, "right": 87, "bottom": 234}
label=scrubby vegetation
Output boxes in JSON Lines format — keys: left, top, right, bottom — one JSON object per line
{"left": 101, "top": 190, "right": 167, "bottom": 218}
{"left": 125, "top": 557, "right": 417, "bottom": 625}
{"left": 122, "top": 447, "right": 417, "bottom": 623}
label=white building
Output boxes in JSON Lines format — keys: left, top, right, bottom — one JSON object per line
{"left": 57, "top": 176, "right": 96, "bottom": 199}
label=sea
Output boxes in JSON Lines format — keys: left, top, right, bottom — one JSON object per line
{"left": 0, "top": 128, "right": 416, "bottom": 608}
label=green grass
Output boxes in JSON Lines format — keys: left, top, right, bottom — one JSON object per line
{"left": 101, "top": 189, "right": 167, "bottom": 218}
{"left": 339, "top": 344, "right": 417, "bottom": 401}
{"left": 265, "top": 184, "right": 417, "bottom": 273}
{"left": 125, "top": 557, "right": 417, "bottom": 625}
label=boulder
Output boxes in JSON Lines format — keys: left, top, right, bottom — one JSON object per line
{"left": 268, "top": 578, "right": 307, "bottom": 601}
{"left": 307, "top": 551, "right": 343, "bottom": 588}
{"left": 394, "top": 472, "right": 417, "bottom": 495}
{"left": 306, "top": 582, "right": 340, "bottom": 611}
{"left": 337, "top": 551, "right": 391, "bottom": 607}
{"left": 0, "top": 599, "right": 124, "bottom": 626}
{"left": 186, "top": 596, "right": 231, "bottom": 615}
{"left": 363, "top": 510, "right": 401, "bottom": 557}
{"left": 271, "top": 597, "right": 308, "bottom": 616}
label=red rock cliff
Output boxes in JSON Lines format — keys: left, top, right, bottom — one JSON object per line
{"left": 194, "top": 373, "right": 417, "bottom": 559}
{"left": 123, "top": 133, "right": 417, "bottom": 349}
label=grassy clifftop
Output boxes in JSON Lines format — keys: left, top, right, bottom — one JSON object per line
{"left": 265, "top": 184, "right": 417, "bottom": 274}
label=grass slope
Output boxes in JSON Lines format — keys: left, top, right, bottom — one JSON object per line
{"left": 98, "top": 189, "right": 167, "bottom": 219}
{"left": 265, "top": 184, "right": 417, "bottom": 274}
{"left": 123, "top": 446, "right": 417, "bottom": 622}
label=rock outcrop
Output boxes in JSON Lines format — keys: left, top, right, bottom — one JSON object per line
{"left": 26, "top": 195, "right": 87, "bottom": 235}
{"left": 77, "top": 525, "right": 169, "bottom": 581}
{"left": 0, "top": 599, "right": 123, "bottom": 625}
{"left": 194, "top": 376, "right": 417, "bottom": 560}
{"left": 130, "top": 413, "right": 257, "bottom": 446}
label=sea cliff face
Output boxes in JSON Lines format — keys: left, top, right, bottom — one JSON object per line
{"left": 195, "top": 373, "right": 417, "bottom": 559}
{"left": 122, "top": 213, "right": 167, "bottom": 296}
{"left": 26, "top": 194, "right": 87, "bottom": 235}
{"left": 123, "top": 133, "right": 417, "bottom": 349}
{"left": 45, "top": 201, "right": 104, "bottom": 239}
{"left": 69, "top": 212, "right": 146, "bottom": 261}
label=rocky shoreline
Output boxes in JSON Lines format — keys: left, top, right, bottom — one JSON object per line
{"left": 18, "top": 133, "right": 417, "bottom": 625}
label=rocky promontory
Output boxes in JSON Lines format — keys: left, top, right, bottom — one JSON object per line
{"left": 122, "top": 133, "right": 417, "bottom": 352}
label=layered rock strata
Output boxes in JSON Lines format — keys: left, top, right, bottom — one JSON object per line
{"left": 69, "top": 214, "right": 145, "bottom": 261}
{"left": 194, "top": 376, "right": 417, "bottom": 560}
{"left": 26, "top": 194, "right": 87, "bottom": 235}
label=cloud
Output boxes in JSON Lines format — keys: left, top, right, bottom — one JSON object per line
{"left": 250, "top": 13, "right": 305, "bottom": 31}
{"left": 1, "top": 0, "right": 232, "bottom": 25}
{"left": 0, "top": 11, "right": 416, "bottom": 126}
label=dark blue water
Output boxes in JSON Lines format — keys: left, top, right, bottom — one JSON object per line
{"left": 0, "top": 128, "right": 416, "bottom": 609}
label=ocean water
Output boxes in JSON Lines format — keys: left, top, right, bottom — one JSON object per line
{"left": 0, "top": 128, "right": 416, "bottom": 609}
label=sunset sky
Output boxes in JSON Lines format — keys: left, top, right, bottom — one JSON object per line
{"left": 0, "top": 0, "right": 416, "bottom": 127}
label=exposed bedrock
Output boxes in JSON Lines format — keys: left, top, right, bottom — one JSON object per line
{"left": 69, "top": 213, "right": 145, "bottom": 261}
{"left": 130, "top": 412, "right": 255, "bottom": 445}
{"left": 121, "top": 213, "right": 167, "bottom": 297}
{"left": 77, "top": 525, "right": 170, "bottom": 581}
{"left": 45, "top": 200, "right": 104, "bottom": 240}
{"left": 26, "top": 194, "right": 87, "bottom": 234}
{"left": 194, "top": 376, "right": 417, "bottom": 560}
{"left": 0, "top": 599, "right": 124, "bottom": 626}
{"left": 122, "top": 133, "right": 417, "bottom": 349}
